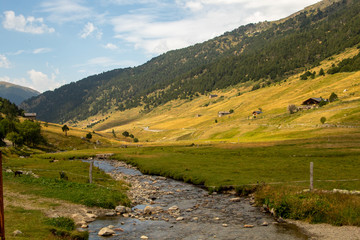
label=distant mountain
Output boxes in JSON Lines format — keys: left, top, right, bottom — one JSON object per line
{"left": 22, "top": 0, "right": 360, "bottom": 123}
{"left": 0, "top": 82, "right": 40, "bottom": 105}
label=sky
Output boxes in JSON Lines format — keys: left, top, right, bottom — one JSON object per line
{"left": 0, "top": 0, "right": 320, "bottom": 93}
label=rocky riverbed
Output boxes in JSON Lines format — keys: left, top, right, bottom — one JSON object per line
{"left": 85, "top": 160, "right": 309, "bottom": 240}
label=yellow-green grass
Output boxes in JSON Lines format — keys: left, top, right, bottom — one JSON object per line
{"left": 72, "top": 47, "right": 360, "bottom": 144}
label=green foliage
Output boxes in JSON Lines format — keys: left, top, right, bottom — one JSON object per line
{"left": 17, "top": 120, "right": 44, "bottom": 146}
{"left": 319, "top": 68, "right": 325, "bottom": 76}
{"left": 59, "top": 171, "right": 68, "bottom": 180}
{"left": 6, "top": 131, "right": 23, "bottom": 147}
{"left": 85, "top": 132, "right": 92, "bottom": 140}
{"left": 112, "top": 129, "right": 116, "bottom": 137}
{"left": 300, "top": 71, "right": 316, "bottom": 80}
{"left": 45, "top": 217, "right": 75, "bottom": 231}
{"left": 320, "top": 117, "right": 327, "bottom": 124}
{"left": 129, "top": 134, "right": 134, "bottom": 138}
{"left": 133, "top": 138, "right": 139, "bottom": 143}
{"left": 287, "top": 104, "right": 298, "bottom": 114}
{"left": 327, "top": 52, "right": 360, "bottom": 74}
{"left": 329, "top": 92, "right": 338, "bottom": 102}
{"left": 319, "top": 99, "right": 328, "bottom": 107}
{"left": 122, "top": 131, "right": 130, "bottom": 137}
{"left": 229, "top": 109, "right": 234, "bottom": 114}
{"left": 256, "top": 185, "right": 360, "bottom": 226}
{"left": 62, "top": 124, "right": 69, "bottom": 136}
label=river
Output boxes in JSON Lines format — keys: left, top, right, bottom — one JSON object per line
{"left": 85, "top": 160, "right": 309, "bottom": 240}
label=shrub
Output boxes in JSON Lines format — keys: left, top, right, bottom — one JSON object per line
{"left": 45, "top": 217, "right": 75, "bottom": 231}
{"left": 59, "top": 171, "right": 68, "bottom": 180}
{"left": 85, "top": 132, "right": 92, "bottom": 140}
{"left": 320, "top": 117, "right": 326, "bottom": 124}
{"left": 287, "top": 104, "right": 298, "bottom": 114}
{"left": 133, "top": 138, "right": 139, "bottom": 143}
{"left": 229, "top": 109, "right": 234, "bottom": 114}
{"left": 122, "top": 131, "right": 130, "bottom": 137}
{"left": 329, "top": 92, "right": 338, "bottom": 102}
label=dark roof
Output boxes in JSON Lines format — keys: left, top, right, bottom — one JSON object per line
{"left": 302, "top": 97, "right": 326, "bottom": 105}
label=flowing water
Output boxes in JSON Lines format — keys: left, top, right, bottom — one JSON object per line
{"left": 85, "top": 160, "right": 309, "bottom": 240}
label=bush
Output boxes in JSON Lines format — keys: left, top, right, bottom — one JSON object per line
{"left": 85, "top": 132, "right": 92, "bottom": 140}
{"left": 329, "top": 92, "right": 338, "bottom": 102}
{"left": 287, "top": 104, "right": 298, "bottom": 114}
{"left": 59, "top": 171, "right": 68, "bottom": 180}
{"left": 133, "top": 138, "right": 139, "bottom": 143}
{"left": 320, "top": 117, "right": 326, "bottom": 124}
{"left": 122, "top": 131, "right": 129, "bottom": 137}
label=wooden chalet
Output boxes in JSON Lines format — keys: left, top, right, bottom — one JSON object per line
{"left": 209, "top": 94, "right": 218, "bottom": 99}
{"left": 24, "top": 113, "right": 37, "bottom": 120}
{"left": 301, "top": 97, "right": 327, "bottom": 105}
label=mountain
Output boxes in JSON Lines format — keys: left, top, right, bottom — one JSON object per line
{"left": 0, "top": 81, "right": 40, "bottom": 105}
{"left": 22, "top": 0, "right": 360, "bottom": 123}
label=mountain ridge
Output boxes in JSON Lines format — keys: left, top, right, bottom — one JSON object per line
{"left": 0, "top": 81, "right": 40, "bottom": 106}
{"left": 22, "top": 0, "right": 360, "bottom": 123}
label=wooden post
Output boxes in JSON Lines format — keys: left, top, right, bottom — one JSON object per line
{"left": 89, "top": 161, "right": 93, "bottom": 184}
{"left": 0, "top": 152, "right": 5, "bottom": 240}
{"left": 310, "top": 162, "right": 314, "bottom": 191}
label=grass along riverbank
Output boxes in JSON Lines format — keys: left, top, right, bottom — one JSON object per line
{"left": 108, "top": 136, "right": 360, "bottom": 226}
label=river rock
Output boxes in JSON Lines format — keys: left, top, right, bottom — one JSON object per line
{"left": 176, "top": 217, "right": 184, "bottom": 221}
{"left": 115, "top": 205, "right": 127, "bottom": 213}
{"left": 222, "top": 224, "right": 228, "bottom": 227}
{"left": 105, "top": 211, "right": 116, "bottom": 216}
{"left": 98, "top": 227, "right": 115, "bottom": 236}
{"left": 108, "top": 225, "right": 115, "bottom": 229}
{"left": 244, "top": 224, "right": 254, "bottom": 228}
{"left": 140, "top": 236, "right": 149, "bottom": 239}
{"left": 261, "top": 222, "right": 268, "bottom": 226}
{"left": 144, "top": 206, "right": 154, "bottom": 215}
{"left": 168, "top": 205, "right": 179, "bottom": 211}
{"left": 86, "top": 213, "right": 97, "bottom": 219}
{"left": 230, "top": 197, "right": 241, "bottom": 202}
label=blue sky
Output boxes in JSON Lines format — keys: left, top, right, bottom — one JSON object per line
{"left": 0, "top": 0, "right": 320, "bottom": 93}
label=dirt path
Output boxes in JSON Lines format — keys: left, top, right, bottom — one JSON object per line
{"left": 4, "top": 188, "right": 109, "bottom": 224}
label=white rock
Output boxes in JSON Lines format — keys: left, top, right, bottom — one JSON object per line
{"left": 13, "top": 230, "right": 23, "bottom": 236}
{"left": 222, "top": 224, "right": 228, "bottom": 227}
{"left": 176, "top": 217, "right": 184, "bottom": 221}
{"left": 86, "top": 213, "right": 97, "bottom": 219}
{"left": 140, "top": 236, "right": 149, "bottom": 239}
{"left": 115, "top": 205, "right": 127, "bottom": 213}
{"left": 108, "top": 225, "right": 115, "bottom": 229}
{"left": 81, "top": 224, "right": 88, "bottom": 228}
{"left": 230, "top": 197, "right": 241, "bottom": 202}
{"left": 98, "top": 227, "right": 115, "bottom": 236}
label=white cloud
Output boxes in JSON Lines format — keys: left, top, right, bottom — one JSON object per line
{"left": 0, "top": 55, "right": 10, "bottom": 68}
{"left": 27, "top": 69, "right": 62, "bottom": 92}
{"left": 33, "top": 48, "right": 52, "bottom": 54}
{"left": 111, "top": 0, "right": 319, "bottom": 54}
{"left": 2, "top": 11, "right": 55, "bottom": 34}
{"left": 103, "top": 43, "right": 118, "bottom": 50}
{"left": 40, "top": 0, "right": 94, "bottom": 23}
{"left": 79, "top": 22, "right": 102, "bottom": 39}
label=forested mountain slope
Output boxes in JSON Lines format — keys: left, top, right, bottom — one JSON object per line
{"left": 22, "top": 0, "right": 360, "bottom": 123}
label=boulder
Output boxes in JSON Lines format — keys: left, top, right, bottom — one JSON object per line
{"left": 115, "top": 205, "right": 127, "bottom": 214}
{"left": 98, "top": 227, "right": 115, "bottom": 236}
{"left": 144, "top": 206, "right": 154, "bottom": 215}
{"left": 176, "top": 217, "right": 184, "bottom": 221}
{"left": 140, "top": 235, "right": 149, "bottom": 239}
{"left": 168, "top": 205, "right": 179, "bottom": 211}
{"left": 244, "top": 224, "right": 254, "bottom": 228}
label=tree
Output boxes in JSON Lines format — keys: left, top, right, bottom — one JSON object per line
{"left": 133, "top": 138, "right": 139, "bottom": 143}
{"left": 122, "top": 131, "right": 129, "bottom": 137}
{"left": 319, "top": 68, "right": 325, "bottom": 76}
{"left": 62, "top": 125, "right": 69, "bottom": 136}
{"left": 112, "top": 129, "right": 116, "bottom": 138}
{"left": 320, "top": 117, "right": 326, "bottom": 124}
{"left": 229, "top": 109, "right": 234, "bottom": 114}
{"left": 129, "top": 134, "right": 134, "bottom": 138}
{"left": 6, "top": 132, "right": 23, "bottom": 147}
{"left": 329, "top": 92, "right": 338, "bottom": 102}
{"left": 86, "top": 132, "right": 92, "bottom": 140}
{"left": 17, "top": 120, "right": 43, "bottom": 146}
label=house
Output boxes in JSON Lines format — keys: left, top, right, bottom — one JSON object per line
{"left": 218, "top": 111, "right": 231, "bottom": 117}
{"left": 24, "top": 113, "right": 37, "bottom": 120}
{"left": 209, "top": 94, "right": 218, "bottom": 99}
{"left": 301, "top": 97, "right": 327, "bottom": 105}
